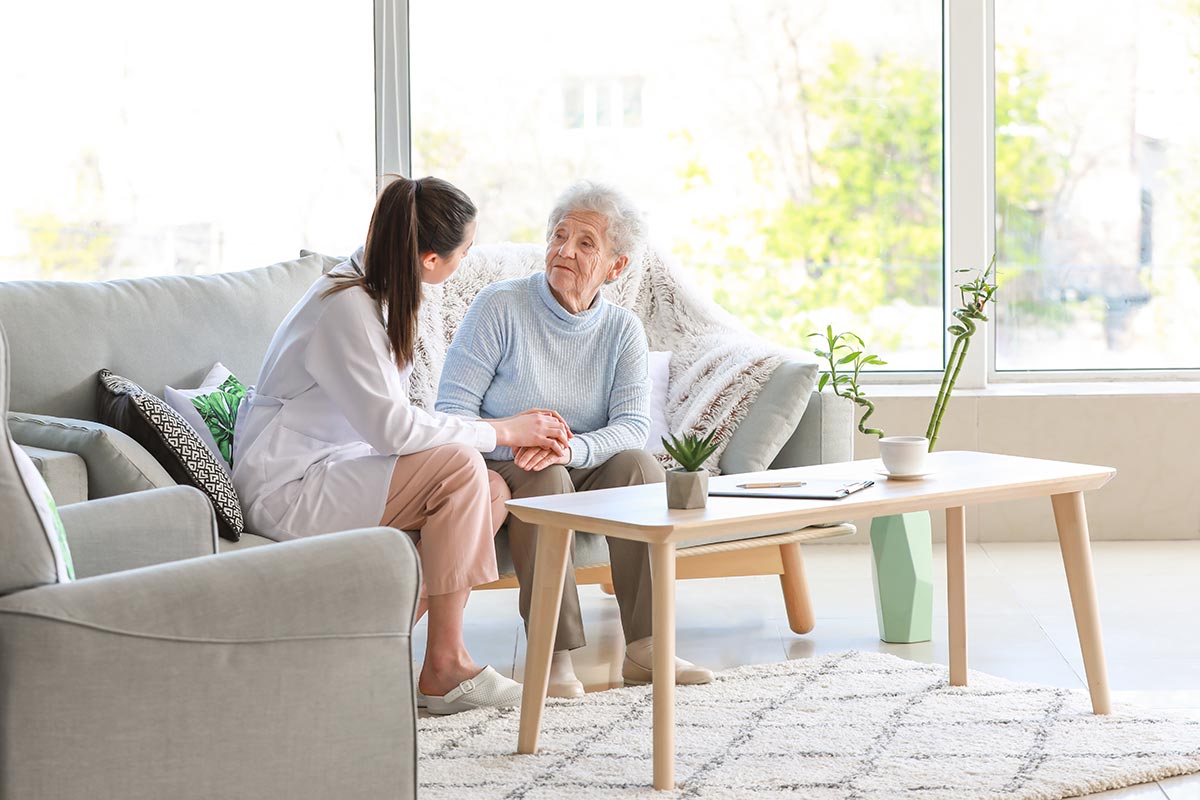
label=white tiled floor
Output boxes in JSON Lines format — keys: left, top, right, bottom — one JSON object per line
{"left": 414, "top": 541, "right": 1200, "bottom": 798}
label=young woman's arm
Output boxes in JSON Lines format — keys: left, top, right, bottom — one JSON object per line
{"left": 305, "top": 289, "right": 567, "bottom": 455}
{"left": 305, "top": 289, "right": 496, "bottom": 455}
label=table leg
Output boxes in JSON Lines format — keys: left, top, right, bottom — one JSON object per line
{"left": 649, "top": 541, "right": 676, "bottom": 791}
{"left": 517, "top": 526, "right": 573, "bottom": 754}
{"left": 1051, "top": 492, "right": 1112, "bottom": 715}
{"left": 779, "top": 541, "right": 815, "bottom": 635}
{"left": 946, "top": 506, "right": 968, "bottom": 686}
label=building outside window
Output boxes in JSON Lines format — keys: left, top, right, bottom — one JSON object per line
{"left": 995, "top": 0, "right": 1200, "bottom": 371}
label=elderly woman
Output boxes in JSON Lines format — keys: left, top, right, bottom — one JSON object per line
{"left": 436, "top": 181, "right": 712, "bottom": 697}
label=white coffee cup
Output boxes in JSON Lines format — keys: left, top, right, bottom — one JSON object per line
{"left": 878, "top": 436, "right": 930, "bottom": 476}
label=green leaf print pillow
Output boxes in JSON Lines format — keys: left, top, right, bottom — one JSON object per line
{"left": 163, "top": 363, "right": 249, "bottom": 472}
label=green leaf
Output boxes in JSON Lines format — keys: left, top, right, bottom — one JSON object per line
{"left": 817, "top": 372, "right": 830, "bottom": 391}
{"left": 836, "top": 350, "right": 861, "bottom": 365}
{"left": 662, "top": 429, "right": 718, "bottom": 471}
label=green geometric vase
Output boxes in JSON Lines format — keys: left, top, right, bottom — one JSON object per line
{"left": 870, "top": 511, "right": 934, "bottom": 643}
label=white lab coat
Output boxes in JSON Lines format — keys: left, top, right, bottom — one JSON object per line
{"left": 232, "top": 255, "right": 496, "bottom": 540}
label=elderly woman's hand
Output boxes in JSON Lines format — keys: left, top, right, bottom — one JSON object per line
{"left": 487, "top": 411, "right": 571, "bottom": 452}
{"left": 513, "top": 445, "right": 571, "bottom": 472}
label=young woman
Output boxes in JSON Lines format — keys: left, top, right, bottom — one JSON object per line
{"left": 232, "top": 176, "right": 570, "bottom": 715}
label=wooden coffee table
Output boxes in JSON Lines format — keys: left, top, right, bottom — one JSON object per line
{"left": 506, "top": 451, "right": 1116, "bottom": 791}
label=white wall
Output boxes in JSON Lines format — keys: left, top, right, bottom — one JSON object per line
{"left": 828, "top": 385, "right": 1200, "bottom": 543}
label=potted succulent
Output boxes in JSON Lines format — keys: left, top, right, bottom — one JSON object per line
{"left": 808, "top": 256, "right": 997, "bottom": 643}
{"left": 662, "top": 430, "right": 720, "bottom": 509}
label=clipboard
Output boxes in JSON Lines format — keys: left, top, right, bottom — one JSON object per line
{"left": 709, "top": 478, "right": 875, "bottom": 500}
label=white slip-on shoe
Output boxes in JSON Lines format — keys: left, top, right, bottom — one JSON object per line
{"left": 422, "top": 666, "right": 523, "bottom": 716}
{"left": 622, "top": 636, "right": 714, "bottom": 686}
{"left": 548, "top": 650, "right": 585, "bottom": 699}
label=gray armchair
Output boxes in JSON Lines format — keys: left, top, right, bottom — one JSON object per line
{"left": 0, "top": 322, "right": 422, "bottom": 800}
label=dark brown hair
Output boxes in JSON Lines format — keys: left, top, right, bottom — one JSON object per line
{"left": 326, "top": 175, "right": 476, "bottom": 366}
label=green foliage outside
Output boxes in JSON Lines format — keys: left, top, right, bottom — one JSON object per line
{"left": 679, "top": 42, "right": 1063, "bottom": 359}
{"left": 18, "top": 149, "right": 121, "bottom": 281}
{"left": 19, "top": 211, "right": 117, "bottom": 281}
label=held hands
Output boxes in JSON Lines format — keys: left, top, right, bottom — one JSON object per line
{"left": 490, "top": 408, "right": 572, "bottom": 457}
{"left": 513, "top": 444, "right": 571, "bottom": 472}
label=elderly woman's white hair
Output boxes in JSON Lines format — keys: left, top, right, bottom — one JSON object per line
{"left": 546, "top": 180, "right": 648, "bottom": 264}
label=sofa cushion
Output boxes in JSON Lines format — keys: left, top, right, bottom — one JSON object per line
{"left": 164, "top": 363, "right": 248, "bottom": 471}
{"left": 98, "top": 370, "right": 244, "bottom": 542}
{"left": 644, "top": 350, "right": 672, "bottom": 453}
{"left": 7, "top": 412, "right": 174, "bottom": 498}
{"left": 718, "top": 359, "right": 819, "bottom": 474}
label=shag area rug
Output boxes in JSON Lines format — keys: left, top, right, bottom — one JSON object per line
{"left": 419, "top": 650, "right": 1200, "bottom": 799}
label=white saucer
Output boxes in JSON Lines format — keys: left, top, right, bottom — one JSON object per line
{"left": 874, "top": 469, "right": 934, "bottom": 481}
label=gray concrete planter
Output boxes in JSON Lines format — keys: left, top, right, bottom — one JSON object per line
{"left": 666, "top": 469, "right": 709, "bottom": 509}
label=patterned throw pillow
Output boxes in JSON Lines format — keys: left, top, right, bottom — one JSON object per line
{"left": 164, "top": 363, "right": 248, "bottom": 471}
{"left": 97, "top": 369, "right": 244, "bottom": 542}
{"left": 13, "top": 445, "right": 75, "bottom": 582}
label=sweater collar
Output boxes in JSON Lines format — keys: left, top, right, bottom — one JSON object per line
{"left": 534, "top": 272, "right": 606, "bottom": 328}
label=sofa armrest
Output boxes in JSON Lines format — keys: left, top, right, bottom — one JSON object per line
{"left": 59, "top": 486, "right": 218, "bottom": 579}
{"left": 8, "top": 411, "right": 175, "bottom": 498}
{"left": 1, "top": 527, "right": 419, "bottom": 639}
{"left": 20, "top": 444, "right": 88, "bottom": 504}
{"left": 0, "top": 527, "right": 420, "bottom": 800}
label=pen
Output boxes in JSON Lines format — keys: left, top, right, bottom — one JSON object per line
{"left": 738, "top": 480, "right": 807, "bottom": 489}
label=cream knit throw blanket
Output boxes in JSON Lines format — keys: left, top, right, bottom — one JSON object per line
{"left": 407, "top": 243, "right": 816, "bottom": 474}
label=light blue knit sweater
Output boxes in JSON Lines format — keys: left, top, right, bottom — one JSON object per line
{"left": 435, "top": 272, "right": 650, "bottom": 469}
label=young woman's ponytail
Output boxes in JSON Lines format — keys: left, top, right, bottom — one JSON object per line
{"left": 327, "top": 175, "right": 476, "bottom": 367}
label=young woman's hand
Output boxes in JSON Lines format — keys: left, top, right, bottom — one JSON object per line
{"left": 488, "top": 410, "right": 571, "bottom": 452}
{"left": 513, "top": 445, "right": 571, "bottom": 472}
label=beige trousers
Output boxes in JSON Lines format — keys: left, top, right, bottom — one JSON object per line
{"left": 378, "top": 443, "right": 509, "bottom": 598}
{"left": 488, "top": 449, "right": 666, "bottom": 651}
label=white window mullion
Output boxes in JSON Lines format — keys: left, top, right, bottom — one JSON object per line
{"left": 945, "top": 0, "right": 994, "bottom": 389}
{"left": 375, "top": 0, "right": 410, "bottom": 190}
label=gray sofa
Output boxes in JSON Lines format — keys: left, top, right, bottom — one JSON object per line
{"left": 0, "top": 251, "right": 853, "bottom": 567}
{"left": 0, "top": 318, "right": 421, "bottom": 800}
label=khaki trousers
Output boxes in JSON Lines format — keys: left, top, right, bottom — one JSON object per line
{"left": 378, "top": 443, "right": 510, "bottom": 598}
{"left": 488, "top": 449, "right": 666, "bottom": 651}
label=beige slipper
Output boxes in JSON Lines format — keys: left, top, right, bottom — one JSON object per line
{"left": 622, "top": 636, "right": 714, "bottom": 686}
{"left": 547, "top": 650, "right": 585, "bottom": 698}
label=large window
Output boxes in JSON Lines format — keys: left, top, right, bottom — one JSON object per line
{"left": 410, "top": 0, "right": 943, "bottom": 370}
{"left": 0, "top": 2, "right": 375, "bottom": 282}
{"left": 995, "top": 0, "right": 1200, "bottom": 371}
